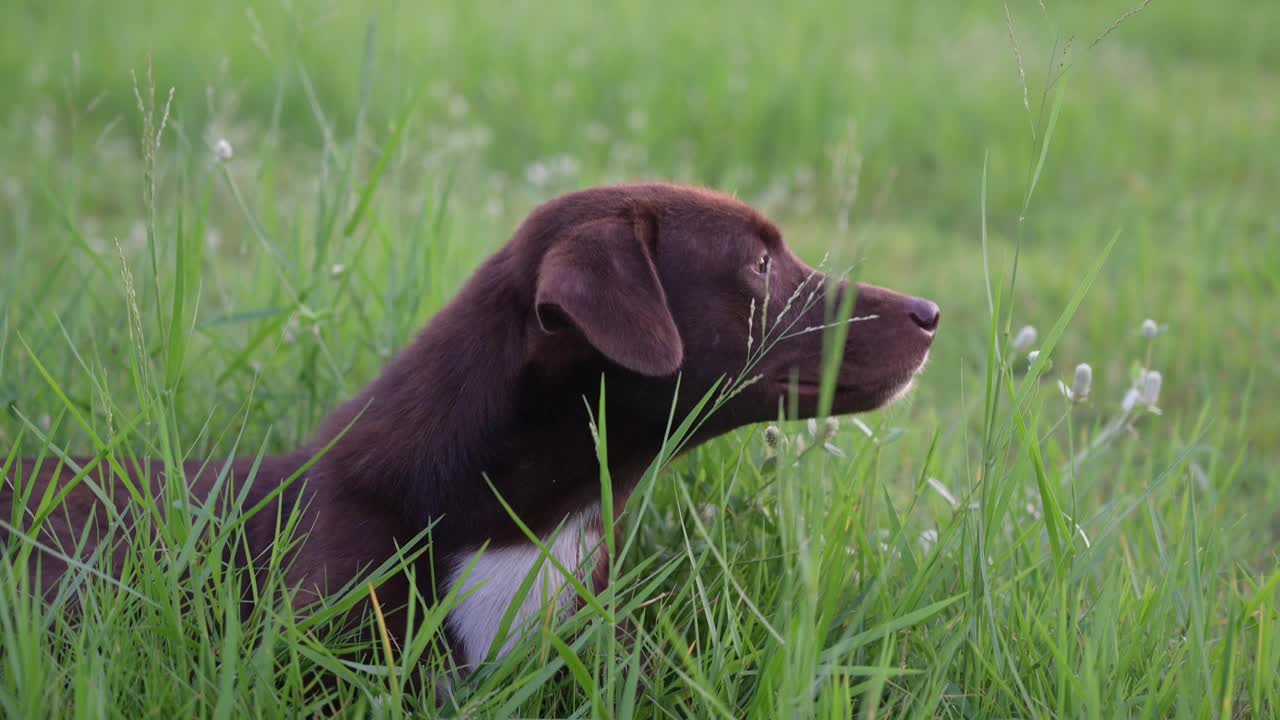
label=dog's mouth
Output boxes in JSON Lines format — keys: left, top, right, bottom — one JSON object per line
{"left": 770, "top": 352, "right": 932, "bottom": 401}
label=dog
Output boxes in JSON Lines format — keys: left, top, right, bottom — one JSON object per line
{"left": 3, "top": 182, "right": 938, "bottom": 670}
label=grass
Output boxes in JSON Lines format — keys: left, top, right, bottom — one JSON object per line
{"left": 1, "top": 0, "right": 1278, "bottom": 716}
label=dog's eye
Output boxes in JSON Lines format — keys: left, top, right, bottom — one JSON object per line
{"left": 755, "top": 254, "right": 771, "bottom": 275}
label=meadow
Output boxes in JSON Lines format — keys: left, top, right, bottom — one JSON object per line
{"left": 1, "top": 0, "right": 1278, "bottom": 716}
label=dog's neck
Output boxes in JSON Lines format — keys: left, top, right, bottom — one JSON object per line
{"left": 313, "top": 250, "right": 659, "bottom": 553}
{"left": 305, "top": 251, "right": 675, "bottom": 666}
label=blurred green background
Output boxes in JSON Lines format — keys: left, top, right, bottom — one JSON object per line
{"left": 1, "top": 0, "right": 1278, "bottom": 714}
{"left": 3, "top": 0, "right": 1275, "bottom": 525}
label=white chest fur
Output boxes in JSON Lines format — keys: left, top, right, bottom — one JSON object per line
{"left": 445, "top": 506, "right": 601, "bottom": 666}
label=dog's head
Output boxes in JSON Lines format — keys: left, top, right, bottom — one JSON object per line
{"left": 517, "top": 183, "right": 938, "bottom": 430}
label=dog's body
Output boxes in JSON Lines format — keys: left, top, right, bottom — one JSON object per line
{"left": 3, "top": 183, "right": 938, "bottom": 668}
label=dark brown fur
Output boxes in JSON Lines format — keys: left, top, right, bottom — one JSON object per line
{"left": 2, "top": 182, "right": 939, "bottom": 664}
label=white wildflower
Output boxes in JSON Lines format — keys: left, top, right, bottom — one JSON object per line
{"left": 330, "top": 263, "right": 346, "bottom": 277}
{"left": 1027, "top": 350, "right": 1040, "bottom": 364}
{"left": 525, "top": 161, "right": 550, "bottom": 187}
{"left": 1121, "top": 388, "right": 1140, "bottom": 412}
{"left": 1141, "top": 318, "right": 1159, "bottom": 338}
{"left": 919, "top": 529, "right": 939, "bottom": 553}
{"left": 762, "top": 425, "right": 782, "bottom": 450}
{"left": 1070, "top": 363, "right": 1093, "bottom": 402}
{"left": 823, "top": 416, "right": 840, "bottom": 440}
{"left": 1141, "top": 370, "right": 1162, "bottom": 407}
{"left": 553, "top": 154, "right": 580, "bottom": 177}
{"left": 1011, "top": 325, "right": 1038, "bottom": 353}
{"left": 214, "top": 138, "right": 234, "bottom": 162}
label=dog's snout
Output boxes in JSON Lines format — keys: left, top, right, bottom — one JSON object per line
{"left": 908, "top": 297, "right": 940, "bottom": 332}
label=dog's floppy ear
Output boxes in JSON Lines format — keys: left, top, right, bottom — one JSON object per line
{"left": 534, "top": 214, "right": 683, "bottom": 376}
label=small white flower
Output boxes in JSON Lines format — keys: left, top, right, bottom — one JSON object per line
{"left": 807, "top": 417, "right": 819, "bottom": 438}
{"left": 214, "top": 138, "right": 234, "bottom": 162}
{"left": 919, "top": 528, "right": 939, "bottom": 553}
{"left": 763, "top": 425, "right": 781, "bottom": 448}
{"left": 553, "top": 154, "right": 580, "bottom": 176}
{"left": 330, "top": 263, "right": 346, "bottom": 277}
{"left": 1121, "top": 388, "right": 1141, "bottom": 412}
{"left": 525, "top": 161, "right": 550, "bottom": 187}
{"left": 1027, "top": 350, "right": 1040, "bottom": 364}
{"left": 1141, "top": 318, "right": 1159, "bottom": 338}
{"left": 1140, "top": 370, "right": 1162, "bottom": 407}
{"left": 1011, "top": 325, "right": 1038, "bottom": 353}
{"left": 1070, "top": 363, "right": 1093, "bottom": 402}
{"left": 823, "top": 416, "right": 840, "bottom": 440}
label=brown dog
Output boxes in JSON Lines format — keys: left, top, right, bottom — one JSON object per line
{"left": 3, "top": 182, "right": 938, "bottom": 668}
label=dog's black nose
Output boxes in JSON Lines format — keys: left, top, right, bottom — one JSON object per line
{"left": 908, "top": 298, "right": 940, "bottom": 332}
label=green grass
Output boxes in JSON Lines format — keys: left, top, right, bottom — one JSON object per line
{"left": 2, "top": 0, "right": 1278, "bottom": 716}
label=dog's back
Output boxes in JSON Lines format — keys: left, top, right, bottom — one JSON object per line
{"left": 2, "top": 453, "right": 306, "bottom": 597}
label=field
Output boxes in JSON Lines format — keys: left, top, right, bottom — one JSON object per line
{"left": 1, "top": 0, "right": 1278, "bottom": 716}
